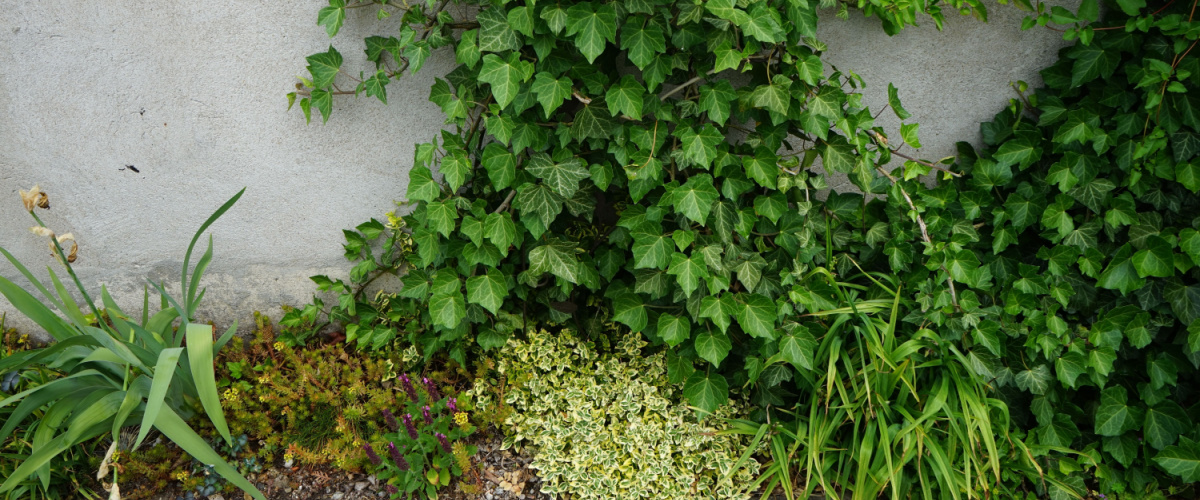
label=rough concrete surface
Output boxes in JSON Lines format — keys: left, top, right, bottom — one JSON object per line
{"left": 0, "top": 1, "right": 1074, "bottom": 337}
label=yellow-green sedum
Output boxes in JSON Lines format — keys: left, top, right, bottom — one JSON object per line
{"left": 469, "top": 329, "right": 759, "bottom": 499}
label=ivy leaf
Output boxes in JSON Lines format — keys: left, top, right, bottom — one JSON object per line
{"left": 742, "top": 148, "right": 779, "bottom": 189}
{"left": 683, "top": 371, "right": 728, "bottom": 414}
{"left": 678, "top": 124, "right": 723, "bottom": 168}
{"left": 429, "top": 292, "right": 466, "bottom": 329}
{"left": 426, "top": 200, "right": 459, "bottom": 238}
{"left": 526, "top": 153, "right": 589, "bottom": 198}
{"left": 620, "top": 21, "right": 665, "bottom": 70}
{"left": 735, "top": 294, "right": 777, "bottom": 340}
{"left": 516, "top": 183, "right": 564, "bottom": 229}
{"left": 439, "top": 148, "right": 472, "bottom": 192}
{"left": 1164, "top": 280, "right": 1200, "bottom": 325}
{"left": 887, "top": 83, "right": 911, "bottom": 120}
{"left": 668, "top": 252, "right": 709, "bottom": 297}
{"left": 310, "top": 89, "right": 333, "bottom": 123}
{"left": 900, "top": 123, "right": 921, "bottom": 149}
{"left": 540, "top": 5, "right": 568, "bottom": 34}
{"left": 531, "top": 72, "right": 573, "bottom": 119}
{"left": 565, "top": 3, "right": 617, "bottom": 64}
{"left": 778, "top": 324, "right": 818, "bottom": 370}
{"left": 658, "top": 313, "right": 691, "bottom": 347}
{"left": 605, "top": 75, "right": 646, "bottom": 119}
{"left": 796, "top": 54, "right": 823, "bottom": 86}
{"left": 466, "top": 268, "right": 508, "bottom": 314}
{"left": 610, "top": 289, "right": 647, "bottom": 331}
{"left": 1015, "top": 364, "right": 1053, "bottom": 395}
{"left": 455, "top": 29, "right": 481, "bottom": 68}
{"left": 1095, "top": 386, "right": 1145, "bottom": 437}
{"left": 699, "top": 294, "right": 735, "bottom": 333}
{"left": 822, "top": 139, "right": 856, "bottom": 174}
{"left": 306, "top": 46, "right": 343, "bottom": 89}
{"left": 742, "top": 3, "right": 784, "bottom": 43}
{"left": 317, "top": 0, "right": 346, "bottom": 37}
{"left": 632, "top": 229, "right": 673, "bottom": 270}
{"left": 1053, "top": 110, "right": 1096, "bottom": 144}
{"left": 482, "top": 143, "right": 517, "bottom": 191}
{"left": 407, "top": 166, "right": 442, "bottom": 203}
{"left": 809, "top": 85, "right": 844, "bottom": 120}
{"left": 1132, "top": 235, "right": 1175, "bottom": 278}
{"left": 477, "top": 8, "right": 520, "bottom": 53}
{"left": 1144, "top": 402, "right": 1190, "bottom": 450}
{"left": 1097, "top": 245, "right": 1145, "bottom": 295}
{"left": 571, "top": 105, "right": 616, "bottom": 140}
{"left": 993, "top": 138, "right": 1037, "bottom": 170}
{"left": 752, "top": 76, "right": 791, "bottom": 115}
{"left": 712, "top": 42, "right": 745, "bottom": 73}
{"left": 1176, "top": 161, "right": 1200, "bottom": 192}
{"left": 754, "top": 192, "right": 787, "bottom": 224}
{"left": 699, "top": 80, "right": 737, "bottom": 125}
{"left": 460, "top": 216, "right": 484, "bottom": 247}
{"left": 694, "top": 330, "right": 732, "bottom": 367}
{"left": 362, "top": 71, "right": 389, "bottom": 104}
{"left": 528, "top": 239, "right": 581, "bottom": 284}
{"left": 1105, "top": 434, "right": 1139, "bottom": 467}
{"left": 1038, "top": 413, "right": 1081, "bottom": 448}
{"left": 1154, "top": 438, "right": 1200, "bottom": 482}
{"left": 483, "top": 213, "right": 517, "bottom": 255}
{"left": 479, "top": 53, "right": 533, "bottom": 110}
{"left": 670, "top": 174, "right": 719, "bottom": 225}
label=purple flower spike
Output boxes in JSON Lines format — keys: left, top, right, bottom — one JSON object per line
{"left": 447, "top": 397, "right": 459, "bottom": 413}
{"left": 387, "top": 442, "right": 409, "bottom": 470}
{"left": 382, "top": 409, "right": 399, "bottom": 432}
{"left": 436, "top": 432, "right": 452, "bottom": 454}
{"left": 422, "top": 405, "right": 433, "bottom": 424}
{"left": 403, "top": 413, "right": 419, "bottom": 440}
{"left": 422, "top": 377, "right": 441, "bottom": 401}
{"left": 400, "top": 374, "right": 419, "bottom": 403}
{"left": 385, "top": 484, "right": 399, "bottom": 497}
{"left": 363, "top": 444, "right": 383, "bottom": 467}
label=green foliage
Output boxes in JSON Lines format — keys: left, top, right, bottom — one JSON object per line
{"left": 367, "top": 373, "right": 477, "bottom": 499}
{"left": 217, "top": 313, "right": 413, "bottom": 471}
{"left": 875, "top": 4, "right": 1200, "bottom": 495}
{"left": 0, "top": 328, "right": 104, "bottom": 499}
{"left": 468, "top": 329, "right": 759, "bottom": 499}
{"left": 0, "top": 188, "right": 263, "bottom": 499}
{"left": 290, "top": 0, "right": 963, "bottom": 413}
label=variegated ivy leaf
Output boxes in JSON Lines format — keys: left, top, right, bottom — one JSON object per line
{"left": 526, "top": 153, "right": 589, "bottom": 197}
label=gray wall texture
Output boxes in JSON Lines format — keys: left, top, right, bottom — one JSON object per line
{"left": 0, "top": 1, "right": 1073, "bottom": 337}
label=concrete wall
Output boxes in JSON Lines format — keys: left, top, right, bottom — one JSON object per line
{"left": 0, "top": 1, "right": 1073, "bottom": 337}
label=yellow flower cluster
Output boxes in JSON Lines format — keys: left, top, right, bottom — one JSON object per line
{"left": 273, "top": 341, "right": 285, "bottom": 351}
{"left": 222, "top": 387, "right": 240, "bottom": 402}
{"left": 454, "top": 412, "right": 469, "bottom": 428}
{"left": 172, "top": 470, "right": 190, "bottom": 481}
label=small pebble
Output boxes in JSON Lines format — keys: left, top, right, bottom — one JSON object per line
{"left": 355, "top": 481, "right": 367, "bottom": 491}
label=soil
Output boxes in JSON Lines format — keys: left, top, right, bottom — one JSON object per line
{"left": 123, "top": 434, "right": 553, "bottom": 500}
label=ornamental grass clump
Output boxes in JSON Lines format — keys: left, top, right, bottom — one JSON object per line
{"left": 468, "top": 329, "right": 759, "bottom": 500}
{"left": 367, "top": 375, "right": 477, "bottom": 499}
{"left": 0, "top": 187, "right": 264, "bottom": 499}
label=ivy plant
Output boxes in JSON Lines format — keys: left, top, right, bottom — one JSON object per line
{"left": 288, "top": 0, "right": 981, "bottom": 413}
{"left": 873, "top": 2, "right": 1200, "bottom": 496}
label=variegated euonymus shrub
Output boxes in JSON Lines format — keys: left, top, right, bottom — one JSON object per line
{"left": 467, "top": 329, "right": 758, "bottom": 499}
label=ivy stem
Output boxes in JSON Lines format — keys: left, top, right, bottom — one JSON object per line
{"left": 872, "top": 164, "right": 961, "bottom": 312}
{"left": 888, "top": 149, "right": 961, "bottom": 178}
{"left": 493, "top": 190, "right": 517, "bottom": 214}
{"left": 659, "top": 69, "right": 717, "bottom": 101}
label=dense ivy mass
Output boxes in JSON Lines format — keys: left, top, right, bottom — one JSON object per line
{"left": 290, "top": 0, "right": 1200, "bottom": 496}
{"left": 917, "top": 7, "right": 1200, "bottom": 495}
{"left": 290, "top": 0, "right": 969, "bottom": 414}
